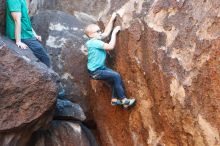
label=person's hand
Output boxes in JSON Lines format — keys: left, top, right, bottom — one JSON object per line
{"left": 16, "top": 41, "right": 28, "bottom": 49}
{"left": 111, "top": 12, "right": 117, "bottom": 21}
{"left": 36, "top": 35, "right": 42, "bottom": 42}
{"left": 113, "top": 26, "right": 121, "bottom": 34}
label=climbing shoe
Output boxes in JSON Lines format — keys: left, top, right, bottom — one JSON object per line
{"left": 122, "top": 98, "right": 136, "bottom": 108}
{"left": 111, "top": 99, "right": 123, "bottom": 106}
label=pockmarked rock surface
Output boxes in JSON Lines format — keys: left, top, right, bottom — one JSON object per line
{"left": 86, "top": 0, "right": 220, "bottom": 146}
{"left": 45, "top": 0, "right": 220, "bottom": 146}
{"left": 31, "top": 10, "right": 93, "bottom": 113}
{"left": 2, "top": 0, "right": 218, "bottom": 146}
{"left": 0, "top": 37, "right": 58, "bottom": 146}
{"left": 28, "top": 120, "right": 99, "bottom": 146}
{"left": 29, "top": 0, "right": 113, "bottom": 20}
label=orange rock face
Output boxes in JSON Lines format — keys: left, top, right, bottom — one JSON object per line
{"left": 28, "top": 0, "right": 220, "bottom": 145}
{"left": 1, "top": 0, "right": 220, "bottom": 145}
{"left": 87, "top": 0, "right": 220, "bottom": 146}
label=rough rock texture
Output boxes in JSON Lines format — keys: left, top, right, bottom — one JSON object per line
{"left": 29, "top": 0, "right": 111, "bottom": 20}
{"left": 31, "top": 10, "right": 93, "bottom": 114}
{"left": 55, "top": 98, "right": 86, "bottom": 121}
{"left": 86, "top": 0, "right": 220, "bottom": 146}
{"left": 0, "top": 36, "right": 58, "bottom": 146}
{"left": 28, "top": 120, "right": 98, "bottom": 146}
{"left": 1, "top": 0, "right": 220, "bottom": 146}
{"left": 0, "top": 2, "right": 98, "bottom": 145}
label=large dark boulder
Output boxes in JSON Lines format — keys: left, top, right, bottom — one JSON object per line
{"left": 28, "top": 121, "right": 99, "bottom": 146}
{"left": 31, "top": 10, "right": 92, "bottom": 113}
{"left": 55, "top": 98, "right": 86, "bottom": 121}
{"left": 0, "top": 36, "right": 58, "bottom": 146}
{"left": 29, "top": 0, "right": 108, "bottom": 18}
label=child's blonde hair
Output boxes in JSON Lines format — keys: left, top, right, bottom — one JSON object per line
{"left": 84, "top": 24, "right": 98, "bottom": 37}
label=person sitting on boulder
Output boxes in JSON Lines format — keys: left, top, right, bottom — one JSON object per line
{"left": 5, "top": 0, "right": 51, "bottom": 67}
{"left": 84, "top": 12, "right": 136, "bottom": 108}
{"left": 5, "top": 0, "right": 68, "bottom": 98}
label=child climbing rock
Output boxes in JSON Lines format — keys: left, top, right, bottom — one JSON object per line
{"left": 84, "top": 12, "right": 136, "bottom": 108}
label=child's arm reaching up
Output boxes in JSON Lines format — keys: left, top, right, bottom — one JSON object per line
{"left": 101, "top": 12, "right": 117, "bottom": 39}
{"left": 103, "top": 26, "right": 121, "bottom": 50}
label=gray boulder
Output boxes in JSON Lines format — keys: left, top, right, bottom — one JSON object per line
{"left": 29, "top": 0, "right": 107, "bottom": 19}
{"left": 31, "top": 10, "right": 92, "bottom": 112}
{"left": 55, "top": 98, "right": 86, "bottom": 121}
{"left": 28, "top": 121, "right": 99, "bottom": 146}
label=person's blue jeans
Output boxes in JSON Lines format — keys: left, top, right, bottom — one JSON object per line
{"left": 88, "top": 67, "right": 126, "bottom": 99}
{"left": 21, "top": 38, "right": 51, "bottom": 67}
